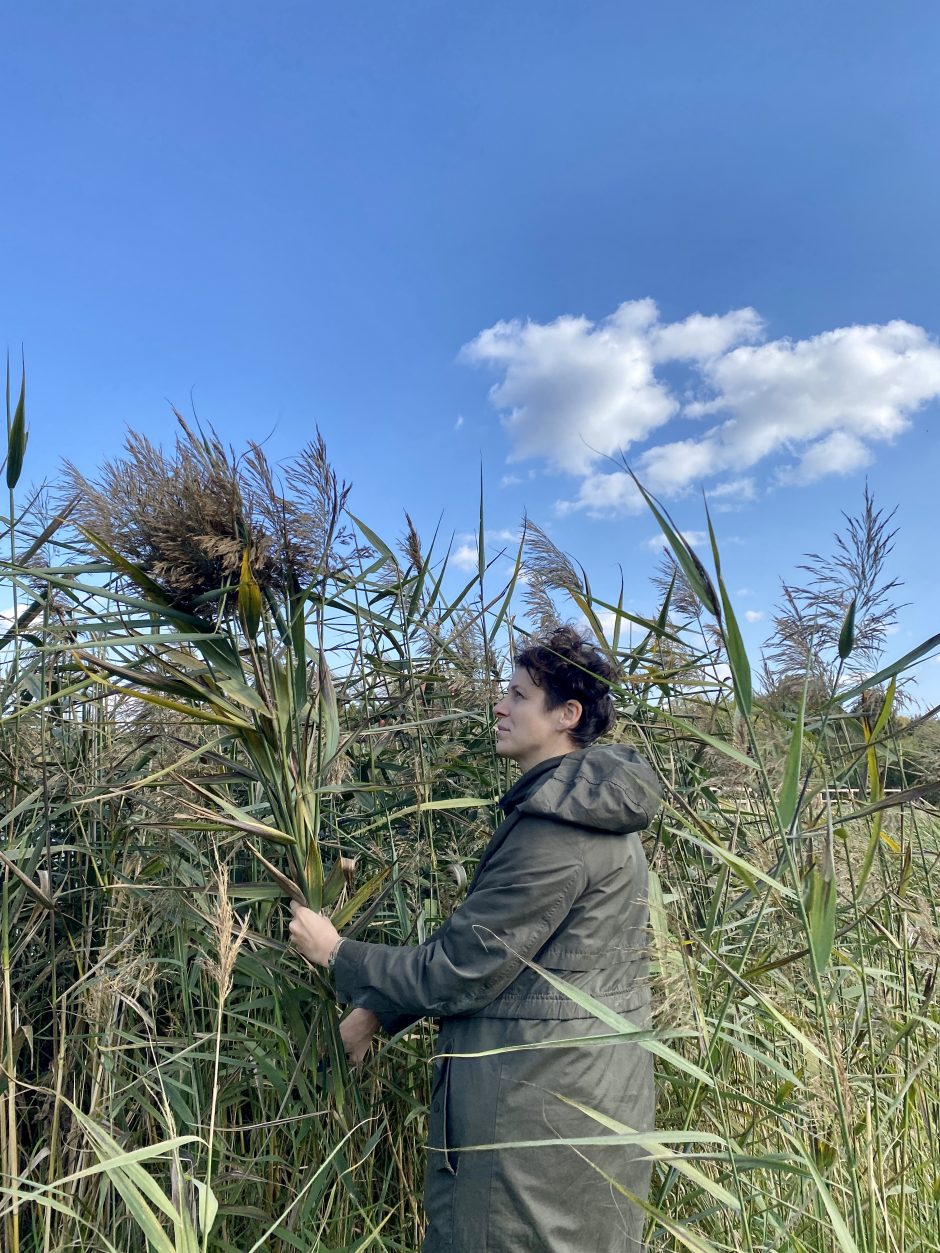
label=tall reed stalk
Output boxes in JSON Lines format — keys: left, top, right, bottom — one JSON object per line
{"left": 1, "top": 409, "right": 938, "bottom": 1249}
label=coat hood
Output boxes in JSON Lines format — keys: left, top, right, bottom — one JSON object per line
{"left": 514, "top": 743, "right": 661, "bottom": 835}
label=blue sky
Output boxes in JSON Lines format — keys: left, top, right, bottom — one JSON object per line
{"left": 4, "top": 2, "right": 939, "bottom": 704}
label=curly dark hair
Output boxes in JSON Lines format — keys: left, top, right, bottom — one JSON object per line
{"left": 514, "top": 626, "right": 621, "bottom": 748}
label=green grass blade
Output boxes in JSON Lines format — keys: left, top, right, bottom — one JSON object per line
{"left": 783, "top": 1134, "right": 861, "bottom": 1253}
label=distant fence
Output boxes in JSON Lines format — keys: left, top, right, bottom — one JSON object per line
{"left": 713, "top": 786, "right": 905, "bottom": 800}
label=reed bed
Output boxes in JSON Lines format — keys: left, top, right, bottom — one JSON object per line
{"left": 1, "top": 408, "right": 939, "bottom": 1251}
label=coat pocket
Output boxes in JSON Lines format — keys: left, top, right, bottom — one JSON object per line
{"left": 429, "top": 1056, "right": 458, "bottom": 1175}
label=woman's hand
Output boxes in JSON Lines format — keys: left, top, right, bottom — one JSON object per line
{"left": 288, "top": 900, "right": 340, "bottom": 966}
{"left": 341, "top": 1008, "right": 379, "bottom": 1066}
{"left": 288, "top": 906, "right": 376, "bottom": 1064}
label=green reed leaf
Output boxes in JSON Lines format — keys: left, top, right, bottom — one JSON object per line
{"left": 238, "top": 547, "right": 263, "bottom": 640}
{"left": 837, "top": 596, "right": 857, "bottom": 660}
{"left": 869, "top": 675, "right": 896, "bottom": 741}
{"left": 778, "top": 685, "right": 805, "bottom": 832}
{"left": 347, "top": 511, "right": 395, "bottom": 562}
{"left": 6, "top": 362, "right": 27, "bottom": 489}
{"left": 705, "top": 501, "right": 751, "bottom": 714}
{"left": 804, "top": 863, "right": 836, "bottom": 975}
{"left": 831, "top": 631, "right": 940, "bottom": 706}
{"left": 629, "top": 468, "right": 720, "bottom": 619}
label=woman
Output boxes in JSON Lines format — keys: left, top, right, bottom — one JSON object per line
{"left": 290, "top": 627, "right": 661, "bottom": 1251}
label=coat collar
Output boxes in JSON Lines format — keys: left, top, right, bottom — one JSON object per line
{"left": 465, "top": 756, "right": 567, "bottom": 895}
{"left": 498, "top": 754, "right": 567, "bottom": 815}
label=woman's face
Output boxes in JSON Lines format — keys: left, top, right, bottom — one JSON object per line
{"left": 493, "top": 666, "right": 580, "bottom": 773}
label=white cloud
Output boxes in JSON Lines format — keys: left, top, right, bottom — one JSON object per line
{"left": 461, "top": 299, "right": 761, "bottom": 476}
{"left": 454, "top": 415, "right": 464, "bottom": 429}
{"left": 554, "top": 471, "right": 643, "bottom": 518}
{"left": 775, "top": 431, "right": 873, "bottom": 485}
{"left": 637, "top": 437, "right": 722, "bottom": 494}
{"left": 665, "top": 320, "right": 940, "bottom": 491}
{"left": 451, "top": 529, "right": 520, "bottom": 571}
{"left": 644, "top": 529, "right": 707, "bottom": 553}
{"left": 463, "top": 303, "right": 940, "bottom": 513}
{"left": 451, "top": 542, "right": 478, "bottom": 571}
{"left": 744, "top": 609, "right": 765, "bottom": 623}
{"left": 576, "top": 610, "right": 620, "bottom": 641}
{"left": 500, "top": 473, "right": 522, "bottom": 487}
{"left": 649, "top": 308, "right": 763, "bottom": 363}
{"left": 709, "top": 477, "right": 757, "bottom": 502}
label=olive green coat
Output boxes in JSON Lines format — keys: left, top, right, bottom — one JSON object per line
{"left": 334, "top": 744, "right": 661, "bottom": 1252}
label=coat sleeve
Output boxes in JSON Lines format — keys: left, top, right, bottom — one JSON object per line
{"left": 369, "top": 920, "right": 453, "bottom": 1036}
{"left": 333, "top": 819, "right": 586, "bottom": 1019}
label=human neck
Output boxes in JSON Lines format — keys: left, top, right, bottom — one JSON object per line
{"left": 515, "top": 739, "right": 574, "bottom": 775}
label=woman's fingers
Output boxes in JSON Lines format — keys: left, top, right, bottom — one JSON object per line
{"left": 288, "top": 901, "right": 320, "bottom": 937}
{"left": 287, "top": 901, "right": 319, "bottom": 957}
{"left": 289, "top": 900, "right": 317, "bottom": 921}
{"left": 286, "top": 901, "right": 339, "bottom": 966}
{"left": 340, "top": 1009, "right": 377, "bottom": 1066}
{"left": 343, "top": 1032, "right": 374, "bottom": 1066}
{"left": 347, "top": 1040, "right": 371, "bottom": 1066}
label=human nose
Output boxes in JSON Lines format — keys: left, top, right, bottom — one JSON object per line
{"left": 493, "top": 695, "right": 509, "bottom": 717}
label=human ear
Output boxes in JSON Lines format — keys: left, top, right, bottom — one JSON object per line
{"left": 559, "top": 699, "right": 582, "bottom": 731}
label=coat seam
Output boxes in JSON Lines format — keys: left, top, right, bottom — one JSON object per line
{"left": 482, "top": 1054, "right": 504, "bottom": 1252}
